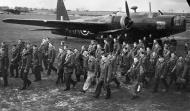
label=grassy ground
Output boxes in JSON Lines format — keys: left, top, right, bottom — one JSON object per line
{"left": 0, "top": 13, "right": 190, "bottom": 111}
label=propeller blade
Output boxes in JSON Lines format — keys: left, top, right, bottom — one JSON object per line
{"left": 125, "top": 0, "right": 130, "bottom": 18}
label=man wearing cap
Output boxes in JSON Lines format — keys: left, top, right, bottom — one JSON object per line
{"left": 32, "top": 45, "right": 41, "bottom": 82}
{"left": 39, "top": 38, "right": 49, "bottom": 70}
{"left": 10, "top": 45, "right": 19, "bottom": 78}
{"left": 56, "top": 47, "right": 66, "bottom": 85}
{"left": 147, "top": 34, "right": 153, "bottom": 48}
{"left": 181, "top": 51, "right": 190, "bottom": 89}
{"left": 127, "top": 57, "right": 140, "bottom": 99}
{"left": 120, "top": 47, "right": 132, "bottom": 83}
{"left": 47, "top": 43, "right": 57, "bottom": 76}
{"left": 104, "top": 39, "right": 110, "bottom": 54}
{"left": 63, "top": 49, "right": 76, "bottom": 91}
{"left": 88, "top": 40, "right": 97, "bottom": 56}
{"left": 20, "top": 43, "right": 32, "bottom": 90}
{"left": 82, "top": 50, "right": 89, "bottom": 81}
{"left": 81, "top": 51, "right": 97, "bottom": 93}
{"left": 167, "top": 53, "right": 178, "bottom": 86}
{"left": 73, "top": 48, "right": 83, "bottom": 82}
{"left": 113, "top": 38, "right": 121, "bottom": 55}
{"left": 153, "top": 57, "right": 169, "bottom": 93}
{"left": 94, "top": 53, "right": 111, "bottom": 99}
{"left": 172, "top": 56, "right": 185, "bottom": 91}
{"left": 0, "top": 42, "right": 9, "bottom": 87}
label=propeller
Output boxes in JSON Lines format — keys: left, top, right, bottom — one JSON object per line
{"left": 158, "top": 10, "right": 164, "bottom": 15}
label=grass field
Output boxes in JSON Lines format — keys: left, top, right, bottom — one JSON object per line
{"left": 0, "top": 13, "right": 190, "bottom": 111}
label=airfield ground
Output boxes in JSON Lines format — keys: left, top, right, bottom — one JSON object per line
{"left": 0, "top": 13, "right": 190, "bottom": 111}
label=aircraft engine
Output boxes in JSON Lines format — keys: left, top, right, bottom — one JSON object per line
{"left": 111, "top": 15, "right": 132, "bottom": 29}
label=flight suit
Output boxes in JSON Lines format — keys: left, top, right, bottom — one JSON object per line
{"left": 120, "top": 51, "right": 133, "bottom": 83}
{"left": 137, "top": 42, "right": 145, "bottom": 50}
{"left": 182, "top": 54, "right": 190, "bottom": 89}
{"left": 83, "top": 56, "right": 97, "bottom": 91}
{"left": 107, "top": 55, "right": 120, "bottom": 87}
{"left": 138, "top": 55, "right": 148, "bottom": 86}
{"left": 104, "top": 43, "right": 110, "bottom": 54}
{"left": 82, "top": 54, "right": 88, "bottom": 81}
{"left": 47, "top": 47, "right": 57, "bottom": 76}
{"left": 16, "top": 42, "right": 25, "bottom": 72}
{"left": 167, "top": 56, "right": 177, "bottom": 86}
{"left": 32, "top": 49, "right": 41, "bottom": 81}
{"left": 152, "top": 44, "right": 161, "bottom": 55}
{"left": 10, "top": 47, "right": 19, "bottom": 77}
{"left": 88, "top": 44, "right": 97, "bottom": 56}
{"left": 153, "top": 59, "right": 169, "bottom": 92}
{"left": 20, "top": 49, "right": 32, "bottom": 90}
{"left": 74, "top": 52, "right": 83, "bottom": 82}
{"left": 174, "top": 58, "right": 185, "bottom": 90}
{"left": 163, "top": 48, "right": 171, "bottom": 63}
{"left": 94, "top": 58, "right": 111, "bottom": 99}
{"left": 64, "top": 53, "right": 76, "bottom": 90}
{"left": 127, "top": 61, "right": 141, "bottom": 99}
{"left": 56, "top": 50, "right": 66, "bottom": 85}
{"left": 113, "top": 41, "right": 121, "bottom": 55}
{"left": 39, "top": 42, "right": 49, "bottom": 70}
{"left": 148, "top": 53, "right": 158, "bottom": 79}
{"left": 0, "top": 47, "right": 9, "bottom": 87}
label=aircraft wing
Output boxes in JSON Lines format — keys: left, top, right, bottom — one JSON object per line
{"left": 3, "top": 19, "right": 110, "bottom": 33}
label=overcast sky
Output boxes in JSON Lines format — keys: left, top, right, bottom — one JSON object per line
{"left": 0, "top": 0, "right": 189, "bottom": 13}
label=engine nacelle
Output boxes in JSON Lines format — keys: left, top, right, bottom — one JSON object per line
{"left": 111, "top": 15, "right": 131, "bottom": 29}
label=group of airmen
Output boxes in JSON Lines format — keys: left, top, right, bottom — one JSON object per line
{"left": 0, "top": 34, "right": 190, "bottom": 100}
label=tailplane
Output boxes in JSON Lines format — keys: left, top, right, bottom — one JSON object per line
{"left": 56, "top": 0, "right": 69, "bottom": 20}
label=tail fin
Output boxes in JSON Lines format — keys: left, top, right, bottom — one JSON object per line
{"left": 56, "top": 0, "right": 69, "bottom": 20}
{"left": 187, "top": 0, "right": 190, "bottom": 7}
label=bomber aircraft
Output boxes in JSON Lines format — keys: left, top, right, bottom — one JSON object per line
{"left": 2, "top": 0, "right": 190, "bottom": 42}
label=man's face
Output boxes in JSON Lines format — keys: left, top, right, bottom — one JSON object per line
{"left": 33, "top": 46, "right": 37, "bottom": 51}
{"left": 18, "top": 40, "right": 21, "bottom": 44}
{"left": 171, "top": 53, "right": 175, "bottom": 58}
{"left": 113, "top": 39, "right": 116, "bottom": 42}
{"left": 97, "top": 44, "right": 101, "bottom": 49}
{"left": 147, "top": 48, "right": 150, "bottom": 52}
{"left": 26, "top": 44, "right": 30, "bottom": 48}
{"left": 179, "top": 57, "right": 183, "bottom": 61}
{"left": 91, "top": 40, "right": 94, "bottom": 44}
{"left": 74, "top": 49, "right": 78, "bottom": 53}
{"left": 188, "top": 51, "right": 190, "bottom": 55}
{"left": 12, "top": 46, "right": 16, "bottom": 51}
{"left": 159, "top": 58, "right": 164, "bottom": 62}
{"left": 134, "top": 43, "right": 137, "bottom": 47}
{"left": 134, "top": 58, "right": 138, "bottom": 63}
{"left": 67, "top": 50, "right": 71, "bottom": 54}
{"left": 152, "top": 52, "right": 156, "bottom": 56}
{"left": 59, "top": 48, "right": 63, "bottom": 53}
